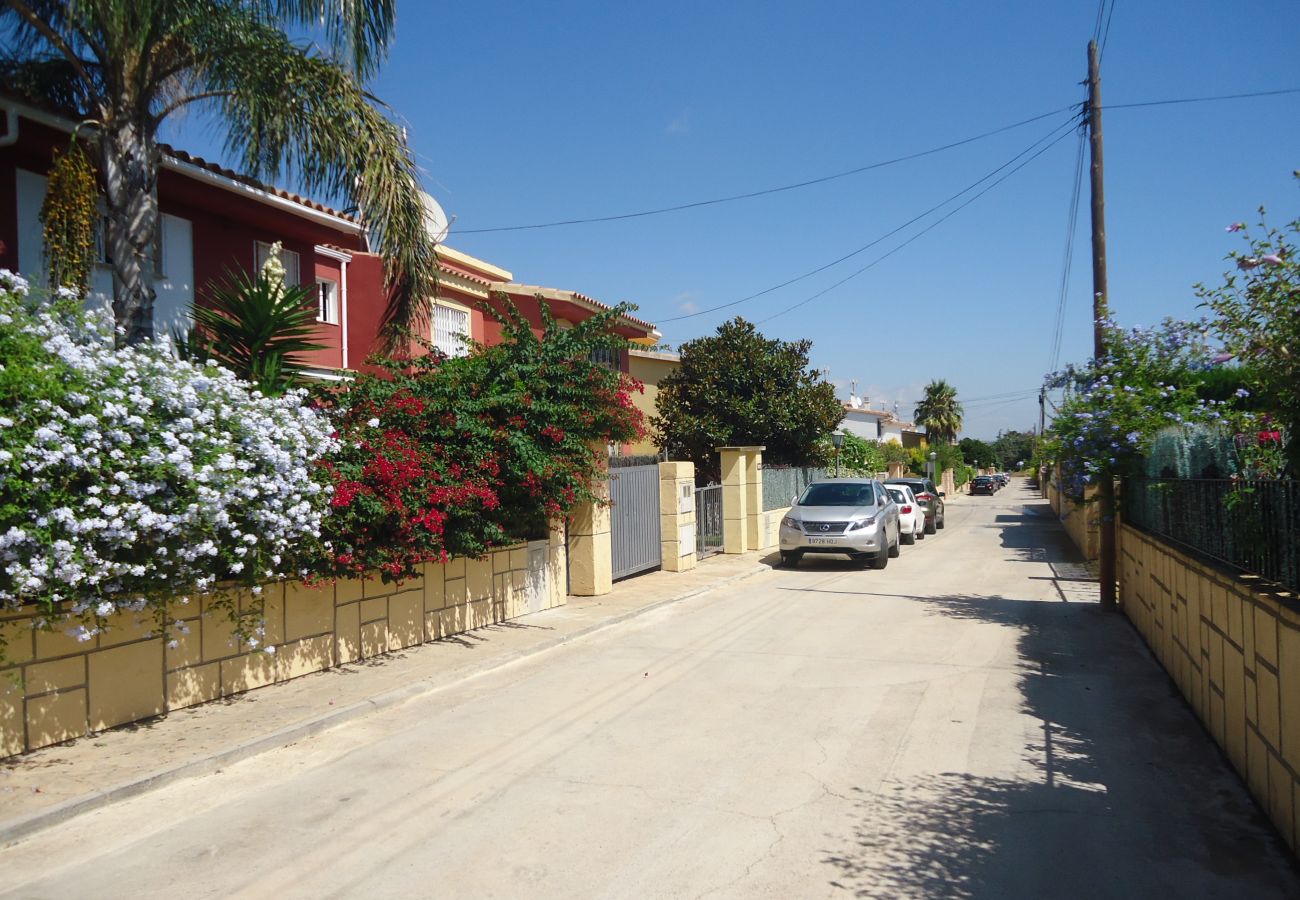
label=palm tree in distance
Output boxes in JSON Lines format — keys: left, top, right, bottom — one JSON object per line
{"left": 2, "top": 0, "right": 438, "bottom": 346}
{"left": 914, "top": 379, "right": 964, "bottom": 444}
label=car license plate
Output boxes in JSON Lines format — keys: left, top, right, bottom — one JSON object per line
{"left": 807, "top": 537, "right": 840, "bottom": 545}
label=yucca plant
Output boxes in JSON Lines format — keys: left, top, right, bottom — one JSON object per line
{"left": 187, "top": 269, "right": 326, "bottom": 395}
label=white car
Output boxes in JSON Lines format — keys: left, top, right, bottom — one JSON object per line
{"left": 885, "top": 484, "right": 924, "bottom": 545}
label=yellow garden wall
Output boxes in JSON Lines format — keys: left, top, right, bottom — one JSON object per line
{"left": 1046, "top": 471, "right": 1100, "bottom": 561}
{"left": 1120, "top": 523, "right": 1300, "bottom": 854}
{"left": 0, "top": 532, "right": 565, "bottom": 758}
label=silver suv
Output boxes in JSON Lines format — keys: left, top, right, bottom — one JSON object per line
{"left": 778, "top": 478, "right": 900, "bottom": 569}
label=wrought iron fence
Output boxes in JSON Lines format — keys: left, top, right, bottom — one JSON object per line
{"left": 762, "top": 466, "right": 829, "bottom": 511}
{"left": 1122, "top": 478, "right": 1299, "bottom": 594}
{"left": 695, "top": 483, "right": 723, "bottom": 556}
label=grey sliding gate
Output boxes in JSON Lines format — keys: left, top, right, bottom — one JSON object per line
{"left": 609, "top": 460, "right": 662, "bottom": 580}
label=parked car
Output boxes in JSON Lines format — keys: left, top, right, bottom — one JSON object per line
{"left": 971, "top": 475, "right": 997, "bottom": 496}
{"left": 885, "top": 477, "right": 945, "bottom": 534}
{"left": 994, "top": 473, "right": 1010, "bottom": 487}
{"left": 779, "top": 478, "right": 900, "bottom": 569}
{"left": 885, "top": 484, "right": 924, "bottom": 544}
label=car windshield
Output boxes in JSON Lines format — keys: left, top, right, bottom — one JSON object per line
{"left": 797, "top": 483, "right": 876, "bottom": 507}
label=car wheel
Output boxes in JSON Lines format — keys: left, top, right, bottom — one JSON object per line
{"left": 888, "top": 526, "right": 901, "bottom": 557}
{"left": 780, "top": 551, "right": 802, "bottom": 568}
{"left": 872, "top": 541, "right": 889, "bottom": 570}
{"left": 902, "top": 528, "right": 915, "bottom": 545}
{"left": 936, "top": 512, "right": 946, "bottom": 530}
{"left": 924, "top": 517, "right": 937, "bottom": 535}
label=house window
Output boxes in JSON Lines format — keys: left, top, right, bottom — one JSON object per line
{"left": 316, "top": 278, "right": 339, "bottom": 325}
{"left": 432, "top": 302, "right": 469, "bottom": 357}
{"left": 590, "top": 347, "right": 620, "bottom": 369}
{"left": 254, "top": 240, "right": 300, "bottom": 286}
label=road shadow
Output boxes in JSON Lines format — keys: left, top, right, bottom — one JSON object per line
{"left": 820, "top": 593, "right": 1300, "bottom": 898}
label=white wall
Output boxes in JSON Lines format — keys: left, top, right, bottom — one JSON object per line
{"left": 14, "top": 168, "right": 192, "bottom": 333}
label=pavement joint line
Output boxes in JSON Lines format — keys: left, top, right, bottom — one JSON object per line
{"left": 0, "top": 561, "right": 770, "bottom": 849}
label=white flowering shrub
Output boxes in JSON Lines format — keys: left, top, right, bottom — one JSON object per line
{"left": 0, "top": 271, "right": 336, "bottom": 646}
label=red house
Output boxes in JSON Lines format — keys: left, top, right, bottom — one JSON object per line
{"left": 0, "top": 95, "right": 659, "bottom": 377}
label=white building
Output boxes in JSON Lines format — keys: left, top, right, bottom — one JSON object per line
{"left": 841, "top": 395, "right": 924, "bottom": 446}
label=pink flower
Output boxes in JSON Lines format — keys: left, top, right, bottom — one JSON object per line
{"left": 1260, "top": 253, "right": 1284, "bottom": 266}
{"left": 1212, "top": 351, "right": 1235, "bottom": 364}
{"left": 1226, "top": 222, "right": 1246, "bottom": 232}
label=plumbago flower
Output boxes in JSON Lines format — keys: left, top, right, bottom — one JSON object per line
{"left": 0, "top": 274, "right": 336, "bottom": 649}
{"left": 1197, "top": 198, "right": 1300, "bottom": 476}
{"left": 1042, "top": 317, "right": 1223, "bottom": 495}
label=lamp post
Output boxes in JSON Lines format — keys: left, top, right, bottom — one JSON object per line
{"left": 929, "top": 450, "right": 938, "bottom": 485}
{"left": 831, "top": 431, "right": 845, "bottom": 477}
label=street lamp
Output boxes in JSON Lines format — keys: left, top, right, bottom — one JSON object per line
{"left": 929, "top": 450, "right": 938, "bottom": 485}
{"left": 831, "top": 431, "right": 845, "bottom": 477}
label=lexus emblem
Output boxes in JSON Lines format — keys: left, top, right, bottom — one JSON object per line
{"left": 819, "top": 524, "right": 831, "bottom": 532}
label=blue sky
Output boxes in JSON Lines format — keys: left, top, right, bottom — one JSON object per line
{"left": 187, "top": 1, "right": 1300, "bottom": 438}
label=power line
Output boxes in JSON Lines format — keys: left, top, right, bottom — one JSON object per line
{"left": 658, "top": 113, "right": 1081, "bottom": 325}
{"left": 453, "top": 104, "right": 1080, "bottom": 234}
{"left": 1103, "top": 87, "right": 1300, "bottom": 110}
{"left": 1048, "top": 125, "right": 1087, "bottom": 374}
{"left": 1099, "top": 0, "right": 1117, "bottom": 60}
{"left": 754, "top": 124, "right": 1078, "bottom": 325}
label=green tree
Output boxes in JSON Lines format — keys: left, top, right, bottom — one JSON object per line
{"left": 991, "top": 430, "right": 1035, "bottom": 470}
{"left": 2, "top": 1, "right": 437, "bottom": 346}
{"left": 958, "top": 437, "right": 997, "bottom": 469}
{"left": 652, "top": 317, "right": 843, "bottom": 482}
{"left": 1196, "top": 201, "right": 1299, "bottom": 475}
{"left": 914, "top": 379, "right": 963, "bottom": 444}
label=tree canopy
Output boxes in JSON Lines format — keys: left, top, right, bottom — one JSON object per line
{"left": 652, "top": 317, "right": 843, "bottom": 482}
{"left": 914, "top": 379, "right": 963, "bottom": 444}
{"left": 2, "top": 0, "right": 437, "bottom": 346}
{"left": 958, "top": 437, "right": 997, "bottom": 469}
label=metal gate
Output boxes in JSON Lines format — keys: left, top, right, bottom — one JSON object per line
{"left": 694, "top": 483, "right": 723, "bottom": 556}
{"left": 609, "top": 461, "right": 662, "bottom": 580}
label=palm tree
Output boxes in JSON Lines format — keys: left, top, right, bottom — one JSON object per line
{"left": 914, "top": 379, "right": 963, "bottom": 444}
{"left": 2, "top": 0, "right": 437, "bottom": 346}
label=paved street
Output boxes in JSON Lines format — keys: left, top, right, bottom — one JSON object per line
{"left": 2, "top": 481, "right": 1297, "bottom": 898}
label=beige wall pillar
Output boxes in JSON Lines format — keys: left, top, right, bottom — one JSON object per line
{"left": 887, "top": 461, "right": 906, "bottom": 480}
{"left": 718, "top": 447, "right": 753, "bottom": 554}
{"left": 941, "top": 468, "right": 956, "bottom": 496}
{"left": 659, "top": 461, "right": 698, "bottom": 572}
{"left": 567, "top": 449, "right": 613, "bottom": 596}
{"left": 744, "top": 449, "right": 764, "bottom": 550}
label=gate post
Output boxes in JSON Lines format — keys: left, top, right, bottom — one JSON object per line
{"left": 717, "top": 446, "right": 765, "bottom": 554}
{"left": 568, "top": 446, "right": 612, "bottom": 596}
{"left": 745, "top": 449, "right": 764, "bottom": 551}
{"left": 659, "top": 461, "right": 697, "bottom": 572}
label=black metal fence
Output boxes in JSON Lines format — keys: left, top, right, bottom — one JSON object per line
{"left": 1122, "top": 478, "right": 1299, "bottom": 594}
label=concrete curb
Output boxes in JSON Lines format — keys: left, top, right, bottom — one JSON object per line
{"left": 0, "top": 562, "right": 769, "bottom": 847}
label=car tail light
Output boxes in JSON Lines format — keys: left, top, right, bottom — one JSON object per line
{"left": 901, "top": 505, "right": 912, "bottom": 513}
{"left": 916, "top": 492, "right": 933, "bottom": 501}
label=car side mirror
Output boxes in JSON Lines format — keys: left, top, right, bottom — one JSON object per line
{"left": 939, "top": 491, "right": 946, "bottom": 497}
{"left": 791, "top": 496, "right": 798, "bottom": 506}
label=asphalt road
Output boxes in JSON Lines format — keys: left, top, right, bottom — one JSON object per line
{"left": 2, "top": 481, "right": 1297, "bottom": 899}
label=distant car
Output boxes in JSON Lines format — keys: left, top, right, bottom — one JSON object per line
{"left": 885, "top": 477, "right": 945, "bottom": 534}
{"left": 994, "top": 473, "right": 1010, "bottom": 487}
{"left": 779, "top": 478, "right": 900, "bottom": 569}
{"left": 971, "top": 475, "right": 997, "bottom": 496}
{"left": 885, "top": 484, "right": 924, "bottom": 544}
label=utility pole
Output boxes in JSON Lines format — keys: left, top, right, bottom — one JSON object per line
{"left": 1087, "top": 39, "right": 1117, "bottom": 611}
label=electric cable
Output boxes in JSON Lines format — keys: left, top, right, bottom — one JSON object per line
{"left": 752, "top": 124, "right": 1078, "bottom": 325}
{"left": 657, "top": 112, "right": 1082, "bottom": 325}
{"left": 1048, "top": 125, "right": 1087, "bottom": 374}
{"left": 1103, "top": 87, "right": 1300, "bottom": 110}
{"left": 453, "top": 105, "right": 1081, "bottom": 234}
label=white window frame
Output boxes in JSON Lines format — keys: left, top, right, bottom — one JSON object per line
{"left": 431, "top": 301, "right": 470, "bottom": 357}
{"left": 254, "top": 240, "right": 300, "bottom": 286}
{"left": 316, "top": 277, "right": 339, "bottom": 325}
